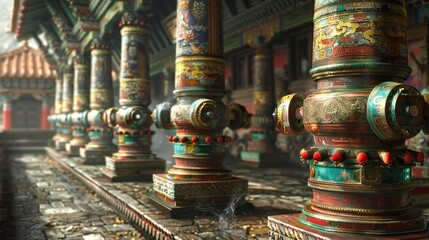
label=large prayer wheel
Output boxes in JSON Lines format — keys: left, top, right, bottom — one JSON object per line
{"left": 150, "top": 0, "right": 250, "bottom": 217}
{"left": 66, "top": 54, "right": 90, "bottom": 156}
{"left": 269, "top": 0, "right": 429, "bottom": 238}
{"left": 55, "top": 64, "right": 73, "bottom": 151}
{"left": 101, "top": 9, "right": 165, "bottom": 181}
{"left": 79, "top": 37, "right": 117, "bottom": 164}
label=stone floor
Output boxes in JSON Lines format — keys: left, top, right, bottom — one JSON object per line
{"left": 3, "top": 151, "right": 429, "bottom": 240}
{"left": 0, "top": 154, "right": 145, "bottom": 240}
{"left": 45, "top": 148, "right": 312, "bottom": 240}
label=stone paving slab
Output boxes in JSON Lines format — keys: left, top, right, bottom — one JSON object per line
{"left": 46, "top": 147, "right": 312, "bottom": 239}
{"left": 0, "top": 153, "right": 146, "bottom": 240}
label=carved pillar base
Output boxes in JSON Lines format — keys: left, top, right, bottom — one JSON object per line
{"left": 47, "top": 140, "right": 56, "bottom": 148}
{"left": 268, "top": 213, "right": 429, "bottom": 240}
{"left": 65, "top": 144, "right": 81, "bottom": 156}
{"left": 55, "top": 140, "right": 67, "bottom": 151}
{"left": 79, "top": 130, "right": 117, "bottom": 164}
{"left": 56, "top": 124, "right": 71, "bottom": 151}
{"left": 149, "top": 174, "right": 248, "bottom": 218}
{"left": 80, "top": 147, "right": 116, "bottom": 165}
{"left": 66, "top": 129, "right": 87, "bottom": 156}
{"left": 102, "top": 156, "right": 165, "bottom": 182}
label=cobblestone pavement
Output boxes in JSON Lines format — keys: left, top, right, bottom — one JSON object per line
{"left": 5, "top": 151, "right": 429, "bottom": 240}
{"left": 112, "top": 166, "right": 312, "bottom": 239}
{"left": 44, "top": 148, "right": 313, "bottom": 240}
{"left": 0, "top": 154, "right": 145, "bottom": 240}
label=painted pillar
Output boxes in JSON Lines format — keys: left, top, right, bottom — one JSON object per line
{"left": 240, "top": 43, "right": 280, "bottom": 167}
{"left": 80, "top": 38, "right": 117, "bottom": 164}
{"left": 51, "top": 75, "right": 63, "bottom": 142}
{"left": 102, "top": 9, "right": 165, "bottom": 181}
{"left": 269, "top": 1, "right": 429, "bottom": 238}
{"left": 40, "top": 95, "right": 51, "bottom": 130}
{"left": 55, "top": 64, "right": 73, "bottom": 151}
{"left": 66, "top": 54, "right": 90, "bottom": 156}
{"left": 2, "top": 97, "right": 12, "bottom": 130}
{"left": 150, "top": 0, "right": 250, "bottom": 217}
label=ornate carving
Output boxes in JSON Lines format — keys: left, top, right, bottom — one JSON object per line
{"left": 151, "top": 0, "right": 249, "bottom": 214}
{"left": 271, "top": 0, "right": 428, "bottom": 236}
{"left": 119, "top": 11, "right": 147, "bottom": 28}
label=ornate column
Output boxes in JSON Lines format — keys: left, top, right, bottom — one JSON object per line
{"left": 40, "top": 95, "right": 51, "bottom": 130}
{"left": 269, "top": 1, "right": 429, "bottom": 238}
{"left": 50, "top": 75, "right": 62, "bottom": 143}
{"left": 66, "top": 54, "right": 90, "bottom": 156}
{"left": 2, "top": 97, "right": 12, "bottom": 130}
{"left": 80, "top": 38, "right": 117, "bottom": 164}
{"left": 102, "top": 9, "right": 165, "bottom": 181}
{"left": 240, "top": 42, "right": 280, "bottom": 167}
{"left": 150, "top": 0, "right": 250, "bottom": 217}
{"left": 55, "top": 64, "right": 73, "bottom": 151}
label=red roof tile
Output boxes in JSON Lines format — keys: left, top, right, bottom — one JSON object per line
{"left": 0, "top": 42, "right": 56, "bottom": 80}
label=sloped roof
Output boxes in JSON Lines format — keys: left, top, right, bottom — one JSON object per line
{"left": 0, "top": 42, "right": 56, "bottom": 80}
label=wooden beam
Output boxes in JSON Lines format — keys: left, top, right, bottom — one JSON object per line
{"left": 236, "top": 0, "right": 250, "bottom": 12}
{"left": 222, "top": 0, "right": 236, "bottom": 16}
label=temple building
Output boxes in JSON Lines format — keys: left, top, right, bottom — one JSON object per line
{"left": 0, "top": 42, "right": 55, "bottom": 130}
{"left": 0, "top": 0, "right": 429, "bottom": 239}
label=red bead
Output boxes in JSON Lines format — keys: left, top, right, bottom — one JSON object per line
{"left": 382, "top": 152, "right": 393, "bottom": 164}
{"left": 331, "top": 151, "right": 343, "bottom": 163}
{"left": 205, "top": 137, "right": 212, "bottom": 143}
{"left": 167, "top": 136, "right": 173, "bottom": 141}
{"left": 313, "top": 151, "right": 322, "bottom": 161}
{"left": 191, "top": 136, "right": 198, "bottom": 143}
{"left": 216, "top": 137, "right": 223, "bottom": 143}
{"left": 356, "top": 152, "right": 368, "bottom": 164}
{"left": 417, "top": 152, "right": 425, "bottom": 162}
{"left": 300, "top": 149, "right": 309, "bottom": 160}
{"left": 404, "top": 152, "right": 413, "bottom": 164}
{"left": 180, "top": 137, "right": 188, "bottom": 143}
{"left": 172, "top": 136, "right": 179, "bottom": 142}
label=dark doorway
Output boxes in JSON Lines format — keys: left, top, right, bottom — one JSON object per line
{"left": 11, "top": 96, "right": 41, "bottom": 129}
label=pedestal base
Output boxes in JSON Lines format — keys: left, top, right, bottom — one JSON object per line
{"left": 79, "top": 147, "right": 116, "bottom": 165}
{"left": 150, "top": 174, "right": 248, "bottom": 218}
{"left": 47, "top": 140, "right": 55, "bottom": 147}
{"left": 55, "top": 141, "right": 67, "bottom": 151}
{"left": 65, "top": 143, "right": 84, "bottom": 156}
{"left": 102, "top": 156, "right": 165, "bottom": 182}
{"left": 268, "top": 213, "right": 429, "bottom": 240}
{"left": 240, "top": 151, "right": 285, "bottom": 167}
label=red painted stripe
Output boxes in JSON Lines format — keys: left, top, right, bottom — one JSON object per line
{"left": 3, "top": 108, "right": 12, "bottom": 130}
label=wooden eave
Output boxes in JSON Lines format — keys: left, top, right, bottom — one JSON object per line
{"left": 223, "top": 0, "right": 313, "bottom": 37}
{"left": 13, "top": 0, "right": 51, "bottom": 40}
{"left": 407, "top": 0, "right": 429, "bottom": 7}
